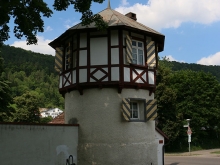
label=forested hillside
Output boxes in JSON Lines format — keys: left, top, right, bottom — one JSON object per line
{"left": 1, "top": 45, "right": 55, "bottom": 76}
{"left": 0, "top": 45, "right": 64, "bottom": 123}
{"left": 163, "top": 60, "right": 220, "bottom": 82}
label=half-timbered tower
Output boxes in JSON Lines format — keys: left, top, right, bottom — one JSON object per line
{"left": 49, "top": 2, "right": 165, "bottom": 165}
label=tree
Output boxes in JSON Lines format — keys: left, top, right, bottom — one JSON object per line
{"left": 156, "top": 60, "right": 220, "bottom": 151}
{"left": 155, "top": 60, "right": 178, "bottom": 142}
{"left": 0, "top": 0, "right": 106, "bottom": 46}
{"left": 0, "top": 54, "right": 14, "bottom": 121}
{"left": 40, "top": 116, "right": 53, "bottom": 123}
{"left": 13, "top": 91, "right": 41, "bottom": 123}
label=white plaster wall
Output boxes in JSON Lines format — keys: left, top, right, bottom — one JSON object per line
{"left": 64, "top": 72, "right": 71, "bottom": 87}
{"left": 111, "top": 67, "right": 119, "bottom": 81}
{"left": 0, "top": 124, "right": 78, "bottom": 165}
{"left": 59, "top": 76, "right": 62, "bottom": 88}
{"left": 73, "top": 70, "right": 76, "bottom": 84}
{"left": 80, "top": 33, "right": 87, "bottom": 48}
{"left": 123, "top": 30, "right": 129, "bottom": 46}
{"left": 90, "top": 37, "right": 108, "bottom": 65}
{"left": 111, "top": 48, "right": 119, "bottom": 64}
{"left": 111, "top": 30, "right": 118, "bottom": 46}
{"left": 124, "top": 67, "right": 130, "bottom": 82}
{"left": 90, "top": 68, "right": 108, "bottom": 82}
{"left": 148, "top": 71, "right": 155, "bottom": 84}
{"left": 65, "top": 88, "right": 158, "bottom": 165}
{"left": 79, "top": 69, "right": 87, "bottom": 83}
{"left": 79, "top": 50, "right": 87, "bottom": 66}
{"left": 133, "top": 69, "right": 146, "bottom": 83}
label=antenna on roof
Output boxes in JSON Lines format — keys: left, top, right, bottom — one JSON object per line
{"left": 107, "top": 0, "right": 111, "bottom": 9}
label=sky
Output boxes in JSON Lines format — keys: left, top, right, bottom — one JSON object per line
{"left": 4, "top": 0, "right": 220, "bottom": 66}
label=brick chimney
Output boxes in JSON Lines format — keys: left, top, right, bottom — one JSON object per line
{"left": 125, "top": 12, "right": 137, "bottom": 21}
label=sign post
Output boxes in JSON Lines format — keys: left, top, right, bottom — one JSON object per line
{"left": 187, "top": 126, "right": 192, "bottom": 155}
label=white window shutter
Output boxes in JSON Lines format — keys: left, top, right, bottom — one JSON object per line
{"left": 55, "top": 47, "right": 63, "bottom": 72}
{"left": 125, "top": 35, "right": 133, "bottom": 64}
{"left": 121, "top": 98, "right": 131, "bottom": 121}
{"left": 146, "top": 99, "right": 157, "bottom": 121}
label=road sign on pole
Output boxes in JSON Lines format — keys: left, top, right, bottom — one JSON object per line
{"left": 187, "top": 126, "right": 192, "bottom": 135}
{"left": 188, "top": 135, "right": 191, "bottom": 142}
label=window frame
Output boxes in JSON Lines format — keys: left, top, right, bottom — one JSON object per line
{"left": 130, "top": 101, "right": 139, "bottom": 120}
{"left": 131, "top": 40, "right": 145, "bottom": 65}
{"left": 129, "top": 98, "right": 146, "bottom": 122}
{"left": 65, "top": 44, "right": 70, "bottom": 70}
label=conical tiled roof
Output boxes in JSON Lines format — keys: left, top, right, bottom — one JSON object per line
{"left": 49, "top": 7, "right": 164, "bottom": 51}
{"left": 69, "top": 8, "right": 162, "bottom": 36}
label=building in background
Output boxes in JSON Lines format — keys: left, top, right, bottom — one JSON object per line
{"left": 49, "top": 1, "right": 165, "bottom": 164}
{"left": 40, "top": 108, "right": 63, "bottom": 118}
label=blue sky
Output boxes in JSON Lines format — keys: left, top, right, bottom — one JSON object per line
{"left": 5, "top": 0, "right": 220, "bottom": 66}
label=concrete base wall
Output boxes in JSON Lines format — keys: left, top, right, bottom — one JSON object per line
{"left": 0, "top": 123, "right": 78, "bottom": 165}
{"left": 65, "top": 88, "right": 158, "bottom": 165}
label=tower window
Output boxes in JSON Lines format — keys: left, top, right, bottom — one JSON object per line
{"left": 130, "top": 101, "right": 139, "bottom": 119}
{"left": 132, "top": 40, "right": 144, "bottom": 65}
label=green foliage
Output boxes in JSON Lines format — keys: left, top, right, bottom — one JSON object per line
{"left": 40, "top": 116, "right": 53, "bottom": 123}
{"left": 0, "top": 0, "right": 52, "bottom": 45}
{"left": 1, "top": 45, "right": 64, "bottom": 110}
{"left": 0, "top": 55, "right": 14, "bottom": 121}
{"left": 0, "top": 0, "right": 106, "bottom": 45}
{"left": 156, "top": 60, "right": 220, "bottom": 151}
{"left": 163, "top": 60, "right": 220, "bottom": 82}
{"left": 13, "top": 91, "right": 40, "bottom": 123}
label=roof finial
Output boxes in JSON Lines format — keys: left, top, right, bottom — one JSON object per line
{"left": 108, "top": 0, "right": 111, "bottom": 9}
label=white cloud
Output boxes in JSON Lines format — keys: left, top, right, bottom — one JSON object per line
{"left": 197, "top": 52, "right": 220, "bottom": 65}
{"left": 121, "top": 0, "right": 129, "bottom": 6}
{"left": 115, "top": 0, "right": 220, "bottom": 30}
{"left": 45, "top": 26, "right": 53, "bottom": 32}
{"left": 161, "top": 55, "right": 185, "bottom": 63}
{"left": 165, "top": 55, "right": 177, "bottom": 62}
{"left": 11, "top": 36, "right": 55, "bottom": 55}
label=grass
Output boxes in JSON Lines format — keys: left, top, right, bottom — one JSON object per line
{"left": 211, "top": 151, "right": 220, "bottom": 154}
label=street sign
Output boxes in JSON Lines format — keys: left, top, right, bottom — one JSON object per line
{"left": 188, "top": 135, "right": 191, "bottom": 142}
{"left": 187, "top": 126, "right": 192, "bottom": 135}
{"left": 183, "top": 125, "right": 188, "bottom": 127}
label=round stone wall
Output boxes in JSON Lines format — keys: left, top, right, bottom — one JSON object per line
{"left": 65, "top": 88, "right": 157, "bottom": 165}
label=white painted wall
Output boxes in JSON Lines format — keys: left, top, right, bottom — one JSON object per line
{"left": 111, "top": 67, "right": 119, "bottom": 81}
{"left": 148, "top": 71, "right": 155, "bottom": 84}
{"left": 111, "top": 30, "right": 118, "bottom": 45}
{"left": 111, "top": 48, "right": 119, "bottom": 64}
{"left": 155, "top": 130, "right": 165, "bottom": 165}
{"left": 0, "top": 124, "right": 78, "bottom": 165}
{"left": 90, "top": 37, "right": 108, "bottom": 65}
{"left": 80, "top": 33, "right": 87, "bottom": 48}
{"left": 79, "top": 50, "right": 87, "bottom": 66}
{"left": 79, "top": 69, "right": 87, "bottom": 83}
{"left": 65, "top": 88, "right": 158, "bottom": 165}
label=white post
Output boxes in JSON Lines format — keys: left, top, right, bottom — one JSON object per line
{"left": 186, "top": 119, "right": 191, "bottom": 155}
{"left": 189, "top": 142, "right": 190, "bottom": 155}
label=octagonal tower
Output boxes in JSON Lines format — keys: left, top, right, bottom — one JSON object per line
{"left": 49, "top": 2, "right": 165, "bottom": 165}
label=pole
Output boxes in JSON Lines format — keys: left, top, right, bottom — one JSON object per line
{"left": 189, "top": 141, "right": 191, "bottom": 155}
